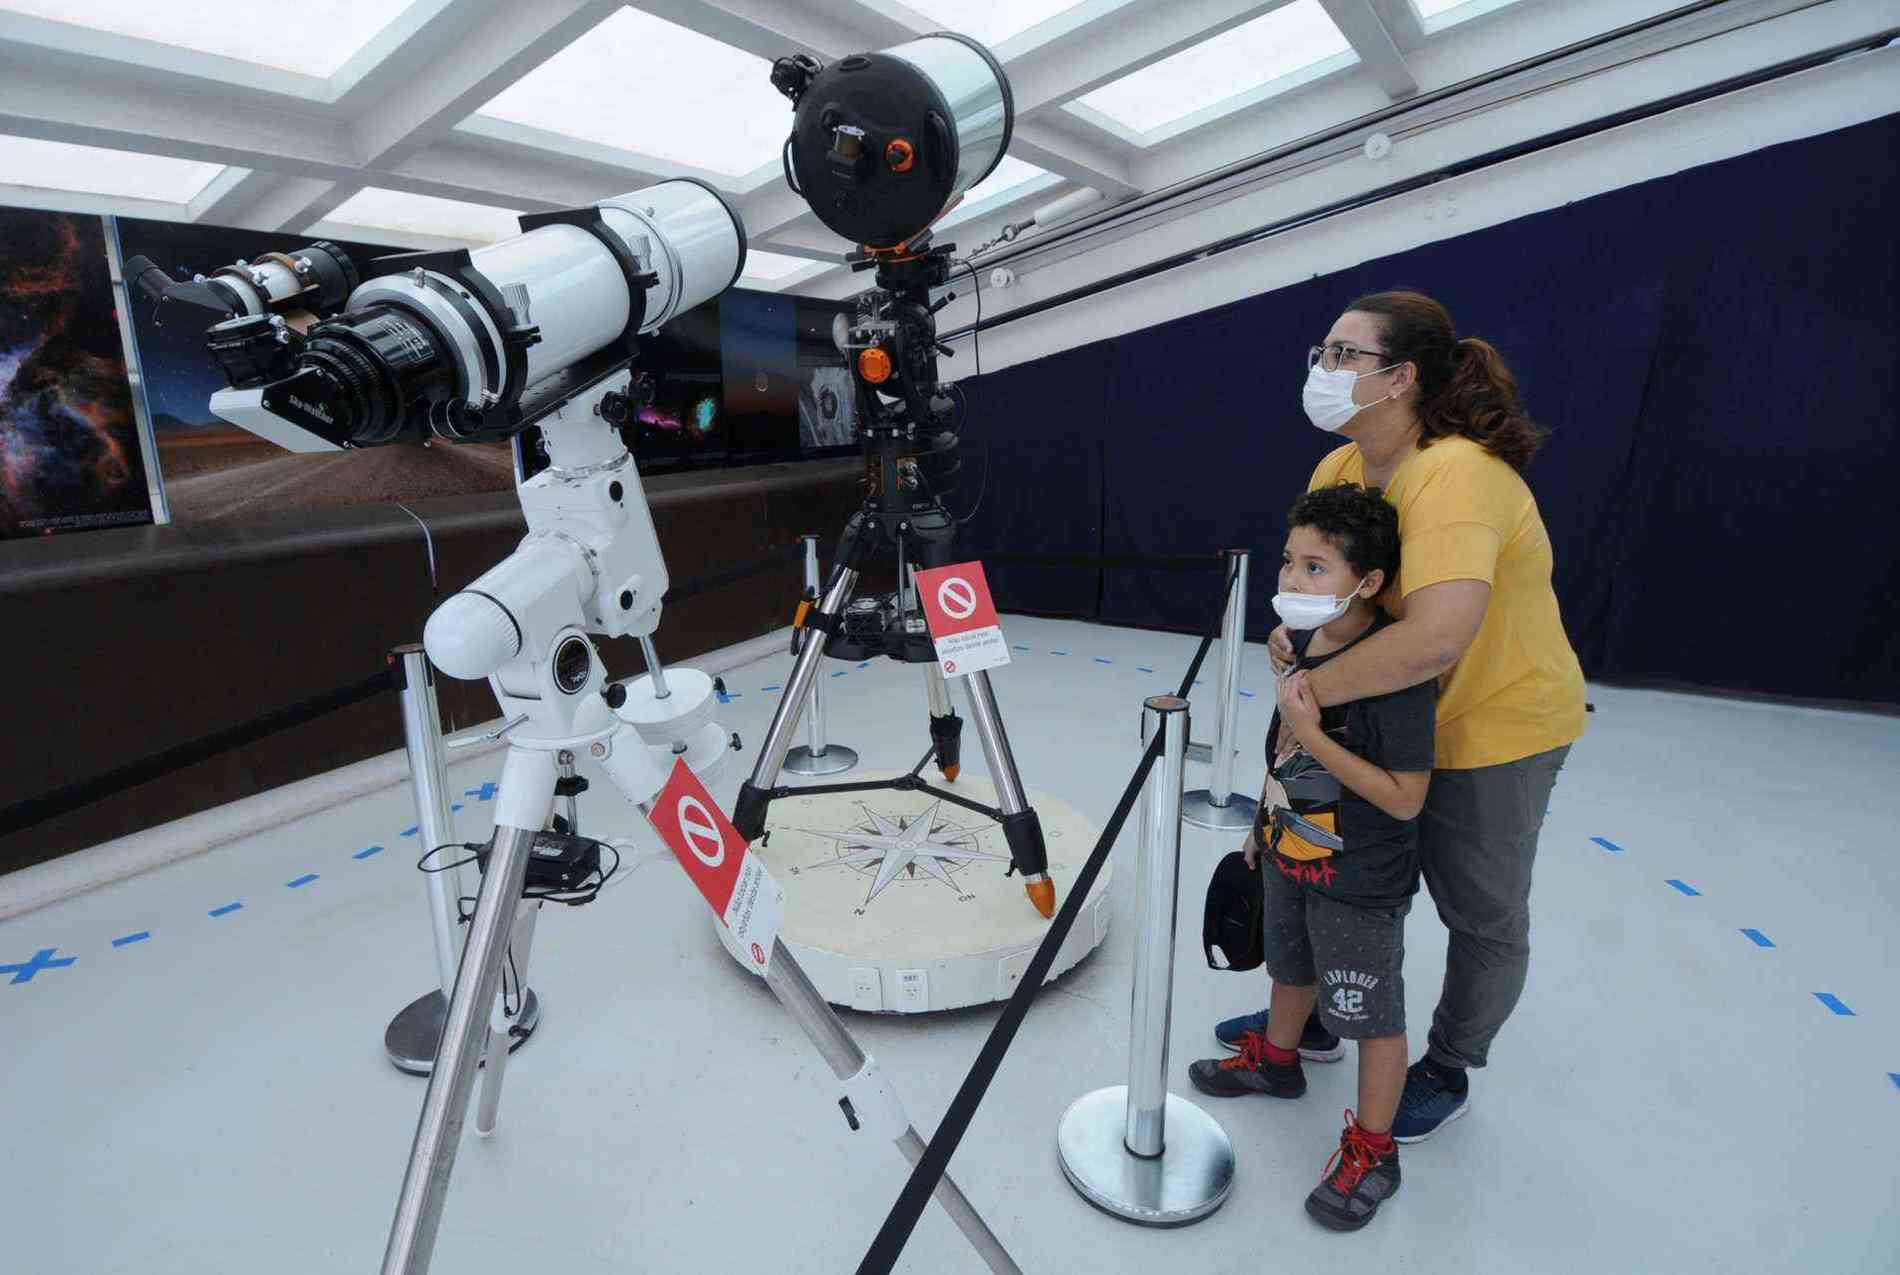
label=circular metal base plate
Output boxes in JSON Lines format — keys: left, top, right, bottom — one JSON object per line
{"left": 783, "top": 743, "right": 859, "bottom": 776}
{"left": 383, "top": 987, "right": 542, "bottom": 1076}
{"left": 1180, "top": 790, "right": 1258, "bottom": 832}
{"left": 1057, "top": 1086, "right": 1235, "bottom": 1226}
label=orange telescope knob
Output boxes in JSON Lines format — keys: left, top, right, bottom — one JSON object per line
{"left": 858, "top": 346, "right": 893, "bottom": 384}
{"left": 885, "top": 138, "right": 915, "bottom": 172}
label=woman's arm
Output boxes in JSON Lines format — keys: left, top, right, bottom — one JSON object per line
{"left": 1303, "top": 579, "right": 1490, "bottom": 708}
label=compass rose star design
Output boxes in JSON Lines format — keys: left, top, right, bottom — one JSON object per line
{"left": 796, "top": 800, "right": 1010, "bottom": 907}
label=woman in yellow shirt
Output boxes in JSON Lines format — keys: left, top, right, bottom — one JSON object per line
{"left": 1216, "top": 289, "right": 1586, "bottom": 1143}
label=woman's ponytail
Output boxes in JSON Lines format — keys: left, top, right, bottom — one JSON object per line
{"left": 1346, "top": 292, "right": 1549, "bottom": 471}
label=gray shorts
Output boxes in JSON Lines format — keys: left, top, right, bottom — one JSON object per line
{"left": 1261, "top": 855, "right": 1406, "bottom": 1039}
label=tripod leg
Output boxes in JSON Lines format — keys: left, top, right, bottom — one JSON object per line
{"left": 924, "top": 662, "right": 963, "bottom": 780}
{"left": 474, "top": 897, "right": 541, "bottom": 1137}
{"left": 733, "top": 565, "right": 860, "bottom": 839}
{"left": 961, "top": 670, "right": 1054, "bottom": 919}
{"left": 383, "top": 745, "right": 557, "bottom": 1275}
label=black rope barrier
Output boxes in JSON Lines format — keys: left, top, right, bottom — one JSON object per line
{"left": 0, "top": 668, "right": 398, "bottom": 839}
{"left": 979, "top": 551, "right": 1224, "bottom": 571}
{"left": 854, "top": 562, "right": 1238, "bottom": 1273}
{"left": 661, "top": 541, "right": 814, "bottom": 606}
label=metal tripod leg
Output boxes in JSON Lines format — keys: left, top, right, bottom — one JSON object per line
{"left": 924, "top": 661, "right": 963, "bottom": 779}
{"left": 763, "top": 940, "right": 1020, "bottom": 1275}
{"left": 961, "top": 670, "right": 1055, "bottom": 917}
{"left": 383, "top": 745, "right": 557, "bottom": 1275}
{"left": 734, "top": 566, "right": 860, "bottom": 839}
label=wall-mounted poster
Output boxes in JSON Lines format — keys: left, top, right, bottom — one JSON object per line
{"left": 0, "top": 208, "right": 153, "bottom": 540}
{"left": 115, "top": 218, "right": 516, "bottom": 524}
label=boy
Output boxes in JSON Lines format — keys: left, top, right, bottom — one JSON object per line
{"left": 1187, "top": 483, "right": 1435, "bottom": 1232}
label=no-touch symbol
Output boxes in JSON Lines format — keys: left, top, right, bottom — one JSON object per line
{"left": 937, "top": 576, "right": 977, "bottom": 621}
{"left": 678, "top": 796, "right": 725, "bottom": 868}
{"left": 2, "top": 947, "right": 77, "bottom": 986}
{"left": 750, "top": 942, "right": 767, "bottom": 965}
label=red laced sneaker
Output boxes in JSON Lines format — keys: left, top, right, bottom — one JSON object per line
{"left": 1305, "top": 1110, "right": 1401, "bottom": 1231}
{"left": 1187, "top": 1030, "right": 1306, "bottom": 1099}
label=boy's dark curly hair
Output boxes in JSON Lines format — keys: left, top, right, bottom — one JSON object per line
{"left": 1287, "top": 483, "right": 1400, "bottom": 582}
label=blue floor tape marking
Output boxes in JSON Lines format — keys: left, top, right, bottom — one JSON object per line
{"left": 354, "top": 845, "right": 384, "bottom": 860}
{"left": 1051, "top": 650, "right": 1069, "bottom": 656}
{"left": 1665, "top": 879, "right": 1700, "bottom": 896}
{"left": 450, "top": 803, "right": 464, "bottom": 812}
{"left": 832, "top": 670, "right": 849, "bottom": 678}
{"left": 1094, "top": 657, "right": 1113, "bottom": 665}
{"left": 1741, "top": 928, "right": 1775, "bottom": 948}
{"left": 286, "top": 874, "right": 318, "bottom": 889}
{"left": 465, "top": 782, "right": 498, "bottom": 801}
{"left": 1137, "top": 666, "right": 1154, "bottom": 673}
{"left": 209, "top": 902, "right": 242, "bottom": 918}
{"left": 401, "top": 826, "right": 419, "bottom": 837}
{"left": 858, "top": 661, "right": 872, "bottom": 670}
{"left": 762, "top": 684, "right": 781, "bottom": 692}
{"left": 1592, "top": 837, "right": 1624, "bottom": 853}
{"left": 1815, "top": 993, "right": 1855, "bottom": 1017}
{"left": 2, "top": 948, "right": 78, "bottom": 984}
{"left": 1239, "top": 690, "right": 1256, "bottom": 698}
{"left": 1013, "top": 645, "right": 1030, "bottom": 652}
{"left": 1889, "top": 1073, "right": 1900, "bottom": 1092}
{"left": 111, "top": 932, "right": 151, "bottom": 948}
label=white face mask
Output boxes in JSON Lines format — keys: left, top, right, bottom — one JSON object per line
{"left": 1272, "top": 576, "right": 1367, "bottom": 631}
{"left": 1302, "top": 363, "right": 1397, "bottom": 433}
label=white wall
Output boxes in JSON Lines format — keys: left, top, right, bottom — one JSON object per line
{"left": 823, "top": 0, "right": 1900, "bottom": 378}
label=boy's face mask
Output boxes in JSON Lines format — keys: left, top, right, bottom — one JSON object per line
{"left": 1271, "top": 577, "right": 1367, "bottom": 631}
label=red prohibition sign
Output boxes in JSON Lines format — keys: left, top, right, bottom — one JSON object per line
{"left": 937, "top": 576, "right": 978, "bottom": 621}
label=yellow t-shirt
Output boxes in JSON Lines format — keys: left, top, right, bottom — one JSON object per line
{"left": 1310, "top": 437, "right": 1586, "bottom": 770}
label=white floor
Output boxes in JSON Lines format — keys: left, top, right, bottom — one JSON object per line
{"left": 4, "top": 615, "right": 1898, "bottom": 1274}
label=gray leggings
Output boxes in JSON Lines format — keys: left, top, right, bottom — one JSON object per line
{"left": 1415, "top": 744, "right": 1570, "bottom": 1070}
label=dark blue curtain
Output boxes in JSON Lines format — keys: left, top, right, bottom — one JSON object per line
{"left": 951, "top": 110, "right": 1900, "bottom": 705}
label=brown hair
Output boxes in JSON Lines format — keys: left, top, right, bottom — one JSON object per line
{"left": 1347, "top": 289, "right": 1547, "bottom": 471}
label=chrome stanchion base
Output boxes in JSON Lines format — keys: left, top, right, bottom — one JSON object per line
{"left": 383, "top": 988, "right": 543, "bottom": 1076}
{"left": 782, "top": 743, "right": 859, "bottom": 777}
{"left": 1180, "top": 791, "right": 1258, "bottom": 832}
{"left": 1056, "top": 1087, "right": 1234, "bottom": 1227}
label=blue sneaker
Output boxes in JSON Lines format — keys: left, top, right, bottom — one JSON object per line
{"left": 1391, "top": 1059, "right": 1471, "bottom": 1142}
{"left": 1214, "top": 1009, "right": 1345, "bottom": 1062}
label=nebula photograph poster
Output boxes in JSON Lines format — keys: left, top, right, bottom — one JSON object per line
{"left": 0, "top": 208, "right": 152, "bottom": 540}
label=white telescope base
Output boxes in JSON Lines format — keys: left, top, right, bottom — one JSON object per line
{"left": 712, "top": 777, "right": 1110, "bottom": 1012}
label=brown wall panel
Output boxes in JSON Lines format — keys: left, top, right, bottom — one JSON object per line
{"left": 0, "top": 460, "right": 866, "bottom": 876}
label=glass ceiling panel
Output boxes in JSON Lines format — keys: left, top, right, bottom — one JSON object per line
{"left": 0, "top": 135, "right": 224, "bottom": 203}
{"left": 0, "top": 0, "right": 414, "bottom": 77}
{"left": 740, "top": 249, "right": 821, "bottom": 285}
{"left": 478, "top": 7, "right": 793, "bottom": 181}
{"left": 897, "top": 1, "right": 1094, "bottom": 49}
{"left": 1072, "top": 0, "right": 1354, "bottom": 139}
{"left": 936, "top": 156, "right": 1050, "bottom": 228}
{"left": 1413, "top": 0, "right": 1530, "bottom": 25}
{"left": 323, "top": 188, "right": 525, "bottom": 245}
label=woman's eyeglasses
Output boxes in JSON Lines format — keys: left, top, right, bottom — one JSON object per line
{"left": 1307, "top": 342, "right": 1391, "bottom": 372}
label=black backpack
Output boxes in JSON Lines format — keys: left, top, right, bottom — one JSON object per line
{"left": 1202, "top": 850, "right": 1265, "bottom": 971}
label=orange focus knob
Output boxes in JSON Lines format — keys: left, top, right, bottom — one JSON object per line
{"left": 885, "top": 138, "right": 915, "bottom": 172}
{"left": 858, "top": 346, "right": 894, "bottom": 384}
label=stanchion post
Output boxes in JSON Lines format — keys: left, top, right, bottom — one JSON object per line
{"left": 784, "top": 535, "right": 858, "bottom": 777}
{"left": 383, "top": 645, "right": 540, "bottom": 1075}
{"left": 1056, "top": 695, "right": 1233, "bottom": 1226}
{"left": 1184, "top": 550, "right": 1258, "bottom": 831}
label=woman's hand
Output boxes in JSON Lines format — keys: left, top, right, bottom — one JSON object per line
{"left": 1277, "top": 669, "right": 1323, "bottom": 745}
{"left": 1267, "top": 624, "right": 1295, "bottom": 675}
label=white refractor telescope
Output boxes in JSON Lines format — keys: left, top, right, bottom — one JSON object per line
{"left": 128, "top": 178, "right": 750, "bottom": 797}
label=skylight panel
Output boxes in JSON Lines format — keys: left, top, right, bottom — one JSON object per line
{"left": 0, "top": 0, "right": 411, "bottom": 76}
{"left": 0, "top": 135, "right": 223, "bottom": 203}
{"left": 322, "top": 188, "right": 525, "bottom": 245}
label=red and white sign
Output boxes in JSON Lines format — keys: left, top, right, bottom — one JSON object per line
{"left": 646, "top": 759, "right": 783, "bottom": 975}
{"left": 914, "top": 561, "right": 1011, "bottom": 679}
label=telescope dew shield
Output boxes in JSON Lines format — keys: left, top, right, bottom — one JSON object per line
{"left": 782, "top": 32, "right": 1013, "bottom": 249}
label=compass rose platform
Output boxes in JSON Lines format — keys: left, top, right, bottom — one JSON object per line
{"left": 712, "top": 776, "right": 1112, "bottom": 1012}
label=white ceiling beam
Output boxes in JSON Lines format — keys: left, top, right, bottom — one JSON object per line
{"left": 188, "top": 170, "right": 350, "bottom": 233}
{"left": 448, "top": 116, "right": 725, "bottom": 191}
{"left": 1320, "top": 0, "right": 1419, "bottom": 99}
{"left": 634, "top": 0, "right": 916, "bottom": 59}
{"left": 0, "top": 182, "right": 184, "bottom": 222}
{"left": 347, "top": 0, "right": 624, "bottom": 168}
{"left": 0, "top": 11, "right": 332, "bottom": 103}
{"left": 1013, "top": 116, "right": 1140, "bottom": 197}
{"left": 1004, "top": 0, "right": 1288, "bottom": 114}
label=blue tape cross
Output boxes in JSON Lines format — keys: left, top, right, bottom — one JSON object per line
{"left": 209, "top": 902, "right": 242, "bottom": 918}
{"left": 287, "top": 874, "right": 319, "bottom": 889}
{"left": 1665, "top": 879, "right": 1700, "bottom": 897}
{"left": 1740, "top": 928, "right": 1775, "bottom": 948}
{"left": 1815, "top": 993, "right": 1855, "bottom": 1017}
{"left": 1889, "top": 1073, "right": 1900, "bottom": 1093}
{"left": 1592, "top": 837, "right": 1625, "bottom": 853}
{"left": 401, "top": 826, "right": 419, "bottom": 838}
{"left": 2, "top": 948, "right": 77, "bottom": 985}
{"left": 466, "top": 782, "right": 499, "bottom": 801}
{"left": 112, "top": 932, "right": 151, "bottom": 948}
{"left": 354, "top": 845, "right": 385, "bottom": 860}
